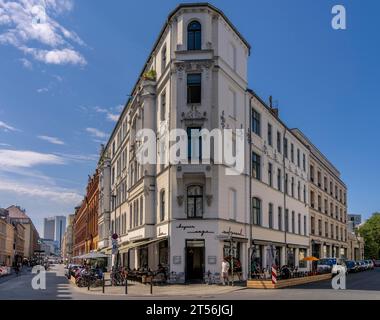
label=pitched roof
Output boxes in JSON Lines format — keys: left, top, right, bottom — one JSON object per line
{"left": 7, "top": 205, "right": 30, "bottom": 220}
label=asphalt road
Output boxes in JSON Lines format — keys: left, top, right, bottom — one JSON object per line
{"left": 0, "top": 264, "right": 379, "bottom": 300}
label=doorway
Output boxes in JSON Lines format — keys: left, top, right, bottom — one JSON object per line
{"left": 185, "top": 239, "right": 205, "bottom": 282}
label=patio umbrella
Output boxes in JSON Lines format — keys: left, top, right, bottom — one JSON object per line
{"left": 302, "top": 256, "right": 319, "bottom": 261}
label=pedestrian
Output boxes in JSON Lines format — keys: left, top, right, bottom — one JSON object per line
{"left": 221, "top": 258, "right": 230, "bottom": 286}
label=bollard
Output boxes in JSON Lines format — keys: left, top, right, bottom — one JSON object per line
{"left": 150, "top": 279, "right": 153, "bottom": 295}
{"left": 125, "top": 278, "right": 128, "bottom": 295}
{"left": 102, "top": 275, "right": 105, "bottom": 294}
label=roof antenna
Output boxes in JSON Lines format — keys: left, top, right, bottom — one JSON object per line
{"left": 269, "top": 95, "right": 273, "bottom": 108}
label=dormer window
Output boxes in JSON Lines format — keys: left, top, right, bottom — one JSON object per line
{"left": 187, "top": 21, "right": 201, "bottom": 50}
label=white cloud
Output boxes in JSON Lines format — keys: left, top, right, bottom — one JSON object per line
{"left": 54, "top": 152, "right": 98, "bottom": 162}
{"left": 37, "top": 87, "right": 49, "bottom": 93}
{"left": 0, "top": 149, "right": 65, "bottom": 169}
{"left": 93, "top": 105, "right": 123, "bottom": 122}
{"left": 86, "top": 127, "right": 108, "bottom": 139}
{"left": 0, "top": 142, "right": 11, "bottom": 147}
{"left": 107, "top": 113, "right": 119, "bottom": 122}
{"left": 0, "top": 120, "right": 19, "bottom": 132}
{"left": 20, "top": 57, "right": 32, "bottom": 69}
{"left": 0, "top": 179, "right": 82, "bottom": 204}
{"left": 37, "top": 135, "right": 65, "bottom": 145}
{"left": 0, "top": 0, "right": 86, "bottom": 66}
{"left": 22, "top": 47, "right": 86, "bottom": 66}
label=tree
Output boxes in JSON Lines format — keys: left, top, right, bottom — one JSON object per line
{"left": 359, "top": 213, "right": 380, "bottom": 259}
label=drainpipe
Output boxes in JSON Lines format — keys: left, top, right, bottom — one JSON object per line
{"left": 248, "top": 95, "right": 253, "bottom": 280}
{"left": 283, "top": 127, "right": 288, "bottom": 267}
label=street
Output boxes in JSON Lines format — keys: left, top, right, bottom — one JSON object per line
{"left": 0, "top": 264, "right": 379, "bottom": 300}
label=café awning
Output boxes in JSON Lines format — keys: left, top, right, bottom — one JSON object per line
{"left": 118, "top": 237, "right": 168, "bottom": 254}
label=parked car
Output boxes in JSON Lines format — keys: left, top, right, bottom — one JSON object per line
{"left": 374, "top": 260, "right": 380, "bottom": 268}
{"left": 363, "top": 260, "right": 370, "bottom": 270}
{"left": 331, "top": 258, "right": 347, "bottom": 276}
{"left": 366, "top": 260, "right": 374, "bottom": 270}
{"left": 345, "top": 260, "right": 358, "bottom": 273}
{"left": 317, "top": 258, "right": 347, "bottom": 275}
{"left": 356, "top": 260, "right": 365, "bottom": 271}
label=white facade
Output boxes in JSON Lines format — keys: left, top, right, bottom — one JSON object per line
{"left": 97, "top": 3, "right": 344, "bottom": 281}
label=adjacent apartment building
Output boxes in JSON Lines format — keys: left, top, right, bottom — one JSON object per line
{"left": 96, "top": 3, "right": 348, "bottom": 281}
{"left": 7, "top": 206, "right": 40, "bottom": 259}
{"left": 73, "top": 171, "right": 99, "bottom": 257}
{"left": 292, "top": 129, "right": 348, "bottom": 259}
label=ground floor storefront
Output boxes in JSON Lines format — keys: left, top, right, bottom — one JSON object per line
{"left": 311, "top": 239, "right": 348, "bottom": 259}
{"left": 101, "top": 220, "right": 315, "bottom": 283}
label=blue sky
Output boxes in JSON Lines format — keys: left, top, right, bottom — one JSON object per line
{"left": 0, "top": 0, "right": 379, "bottom": 235}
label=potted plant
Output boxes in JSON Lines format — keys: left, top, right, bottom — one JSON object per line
{"left": 143, "top": 69, "right": 157, "bottom": 81}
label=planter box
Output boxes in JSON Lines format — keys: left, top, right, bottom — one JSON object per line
{"left": 247, "top": 274, "right": 332, "bottom": 289}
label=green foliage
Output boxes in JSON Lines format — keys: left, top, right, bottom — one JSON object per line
{"left": 359, "top": 213, "right": 380, "bottom": 259}
{"left": 143, "top": 69, "right": 157, "bottom": 81}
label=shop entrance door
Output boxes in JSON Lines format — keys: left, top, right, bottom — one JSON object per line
{"left": 185, "top": 240, "right": 205, "bottom": 282}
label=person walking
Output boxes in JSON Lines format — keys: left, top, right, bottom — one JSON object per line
{"left": 221, "top": 259, "right": 230, "bottom": 286}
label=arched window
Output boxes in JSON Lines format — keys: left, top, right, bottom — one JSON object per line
{"left": 187, "top": 21, "right": 201, "bottom": 50}
{"left": 160, "top": 190, "right": 165, "bottom": 222}
{"left": 187, "top": 185, "right": 203, "bottom": 218}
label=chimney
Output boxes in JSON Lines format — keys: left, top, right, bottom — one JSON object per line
{"left": 269, "top": 95, "right": 279, "bottom": 118}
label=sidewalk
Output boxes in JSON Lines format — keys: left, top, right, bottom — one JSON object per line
{"left": 70, "top": 280, "right": 246, "bottom": 298}
{"left": 0, "top": 267, "right": 30, "bottom": 285}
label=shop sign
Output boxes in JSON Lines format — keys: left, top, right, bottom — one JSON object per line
{"left": 221, "top": 228, "right": 245, "bottom": 237}
{"left": 188, "top": 230, "right": 215, "bottom": 236}
{"left": 176, "top": 224, "right": 195, "bottom": 231}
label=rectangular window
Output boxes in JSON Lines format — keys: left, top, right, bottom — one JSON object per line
{"left": 297, "top": 181, "right": 301, "bottom": 200}
{"left": 291, "top": 177, "right": 295, "bottom": 197}
{"left": 268, "top": 162, "right": 273, "bottom": 187}
{"left": 285, "top": 209, "right": 289, "bottom": 232}
{"left": 268, "top": 203, "right": 273, "bottom": 229}
{"left": 310, "top": 165, "right": 314, "bottom": 182}
{"left": 291, "top": 143, "right": 294, "bottom": 163}
{"left": 160, "top": 91, "right": 166, "bottom": 121}
{"left": 291, "top": 211, "right": 295, "bottom": 233}
{"left": 277, "top": 168, "right": 282, "bottom": 191}
{"left": 298, "top": 213, "right": 301, "bottom": 234}
{"left": 297, "top": 149, "right": 300, "bottom": 167}
{"left": 187, "top": 127, "right": 202, "bottom": 161}
{"left": 304, "top": 216, "right": 307, "bottom": 236}
{"left": 187, "top": 74, "right": 201, "bottom": 104}
{"left": 325, "top": 222, "right": 329, "bottom": 237}
{"left": 252, "top": 109, "right": 261, "bottom": 136}
{"left": 285, "top": 173, "right": 288, "bottom": 195}
{"left": 303, "top": 153, "right": 306, "bottom": 171}
{"left": 252, "top": 197, "right": 261, "bottom": 226}
{"left": 161, "top": 44, "right": 167, "bottom": 71}
{"left": 277, "top": 131, "right": 281, "bottom": 153}
{"left": 278, "top": 207, "right": 283, "bottom": 231}
{"left": 230, "top": 89, "right": 237, "bottom": 119}
{"left": 252, "top": 152, "right": 261, "bottom": 180}
{"left": 284, "top": 138, "right": 288, "bottom": 159}
{"left": 311, "top": 216, "right": 315, "bottom": 235}
{"left": 267, "top": 123, "right": 272, "bottom": 146}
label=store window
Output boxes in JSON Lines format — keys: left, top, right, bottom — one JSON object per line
{"left": 159, "top": 240, "right": 168, "bottom": 266}
{"left": 299, "top": 249, "right": 307, "bottom": 268}
{"left": 251, "top": 245, "right": 262, "bottom": 272}
{"left": 139, "top": 247, "right": 148, "bottom": 269}
{"left": 287, "top": 248, "right": 295, "bottom": 268}
{"left": 224, "top": 241, "right": 241, "bottom": 274}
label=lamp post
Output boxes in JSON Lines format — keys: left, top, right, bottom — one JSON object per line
{"left": 228, "top": 228, "right": 234, "bottom": 287}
